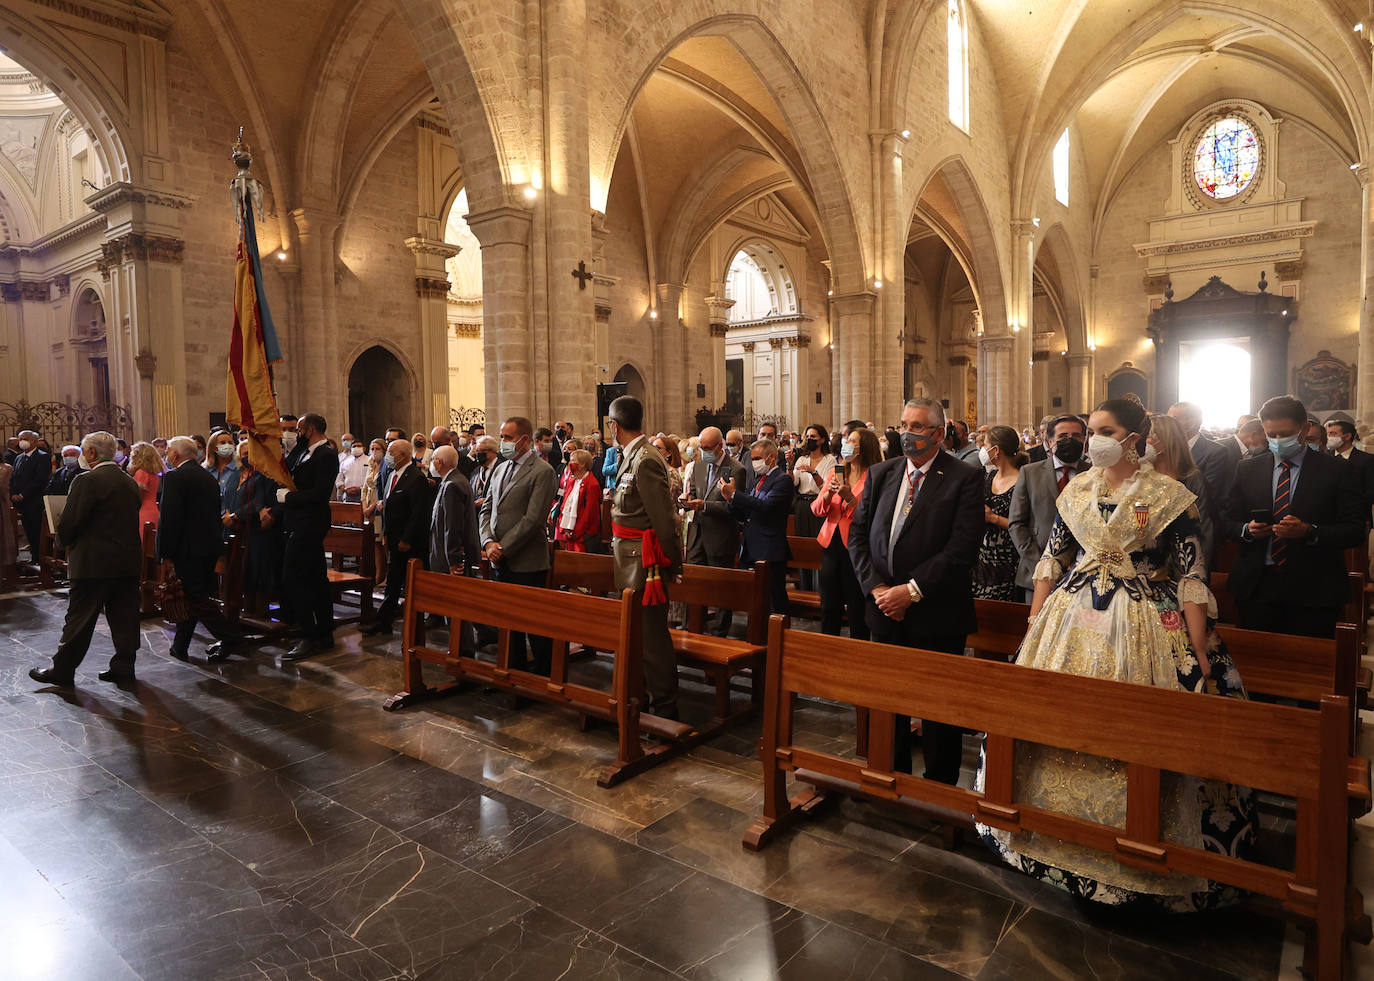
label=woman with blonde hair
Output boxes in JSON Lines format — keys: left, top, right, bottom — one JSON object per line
{"left": 1146, "top": 412, "right": 1216, "bottom": 564}
{"left": 554, "top": 448, "right": 602, "bottom": 552}
{"left": 128, "top": 440, "right": 164, "bottom": 530}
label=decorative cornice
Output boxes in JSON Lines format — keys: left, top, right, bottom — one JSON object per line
{"left": 948, "top": 355, "right": 971, "bottom": 366}
{"left": 404, "top": 235, "right": 460, "bottom": 259}
{"left": 415, "top": 112, "right": 450, "bottom": 136}
{"left": 594, "top": 302, "right": 612, "bottom": 323}
{"left": 99, "top": 231, "right": 184, "bottom": 276}
{"left": 86, "top": 181, "right": 195, "bottom": 214}
{"left": 24, "top": 0, "right": 172, "bottom": 39}
{"left": 0, "top": 211, "right": 106, "bottom": 257}
{"left": 1142, "top": 273, "right": 1171, "bottom": 294}
{"left": 1133, "top": 222, "right": 1315, "bottom": 258}
{"left": 1274, "top": 259, "right": 1304, "bottom": 280}
{"left": 452, "top": 323, "right": 481, "bottom": 338}
{"left": 415, "top": 276, "right": 451, "bottom": 299}
{"left": 725, "top": 313, "right": 815, "bottom": 330}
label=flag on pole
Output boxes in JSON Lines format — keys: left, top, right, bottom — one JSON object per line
{"left": 225, "top": 131, "right": 294, "bottom": 490}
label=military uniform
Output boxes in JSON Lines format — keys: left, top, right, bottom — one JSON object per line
{"left": 611, "top": 434, "right": 683, "bottom": 715}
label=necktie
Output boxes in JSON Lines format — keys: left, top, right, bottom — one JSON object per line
{"left": 387, "top": 471, "right": 399, "bottom": 498}
{"left": 706, "top": 461, "right": 716, "bottom": 493}
{"left": 1272, "top": 460, "right": 1292, "bottom": 567}
{"left": 755, "top": 474, "right": 767, "bottom": 494}
{"left": 1057, "top": 466, "right": 1070, "bottom": 493}
{"left": 888, "top": 468, "right": 925, "bottom": 553}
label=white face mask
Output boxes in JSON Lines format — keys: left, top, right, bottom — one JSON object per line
{"left": 341, "top": 439, "right": 352, "bottom": 451}
{"left": 429, "top": 462, "right": 440, "bottom": 478}
{"left": 371, "top": 449, "right": 384, "bottom": 462}
{"left": 684, "top": 446, "right": 697, "bottom": 461}
{"left": 1327, "top": 435, "right": 1344, "bottom": 451}
{"left": 63, "top": 455, "right": 80, "bottom": 468}
{"left": 978, "top": 446, "right": 994, "bottom": 469}
{"left": 77, "top": 454, "right": 92, "bottom": 470}
{"left": 1088, "top": 433, "right": 1131, "bottom": 469}
{"left": 352, "top": 445, "right": 365, "bottom": 457}
{"left": 282, "top": 432, "right": 298, "bottom": 451}
{"left": 216, "top": 443, "right": 234, "bottom": 458}
{"left": 17, "top": 440, "right": 32, "bottom": 452}
{"left": 1142, "top": 442, "right": 1159, "bottom": 464}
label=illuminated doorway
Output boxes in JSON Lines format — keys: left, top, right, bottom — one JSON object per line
{"left": 1178, "top": 339, "right": 1250, "bottom": 428}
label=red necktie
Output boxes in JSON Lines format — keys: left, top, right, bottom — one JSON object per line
{"left": 1057, "top": 466, "right": 1070, "bottom": 493}
{"left": 755, "top": 475, "right": 766, "bottom": 494}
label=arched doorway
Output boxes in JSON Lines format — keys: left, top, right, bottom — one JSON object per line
{"left": 348, "top": 346, "right": 413, "bottom": 442}
{"left": 614, "top": 363, "right": 646, "bottom": 405}
{"left": 71, "top": 288, "right": 109, "bottom": 405}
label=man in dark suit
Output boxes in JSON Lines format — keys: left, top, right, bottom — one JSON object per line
{"left": 156, "top": 437, "right": 245, "bottom": 662}
{"left": 1009, "top": 415, "right": 1089, "bottom": 601}
{"left": 29, "top": 432, "right": 143, "bottom": 686}
{"left": 1226, "top": 395, "right": 1365, "bottom": 638}
{"left": 276, "top": 412, "right": 339, "bottom": 659}
{"left": 849, "top": 397, "right": 984, "bottom": 783}
{"left": 1326, "top": 418, "right": 1374, "bottom": 516}
{"left": 1169, "top": 401, "right": 1234, "bottom": 527}
{"left": 428, "top": 446, "right": 479, "bottom": 575}
{"left": 375, "top": 425, "right": 407, "bottom": 509}
{"left": 721, "top": 436, "right": 792, "bottom": 614}
{"left": 363, "top": 438, "right": 436, "bottom": 636}
{"left": 10, "top": 429, "right": 52, "bottom": 563}
{"left": 682, "top": 426, "right": 747, "bottom": 634}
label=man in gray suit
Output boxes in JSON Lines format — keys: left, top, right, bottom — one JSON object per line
{"left": 681, "top": 426, "right": 746, "bottom": 635}
{"left": 429, "top": 446, "right": 480, "bottom": 575}
{"left": 29, "top": 431, "right": 142, "bottom": 686}
{"left": 1008, "top": 415, "right": 1088, "bottom": 601}
{"left": 479, "top": 415, "right": 556, "bottom": 674}
{"left": 607, "top": 395, "right": 682, "bottom": 718}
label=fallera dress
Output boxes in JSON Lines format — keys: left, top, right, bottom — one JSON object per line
{"left": 975, "top": 462, "right": 1255, "bottom": 910}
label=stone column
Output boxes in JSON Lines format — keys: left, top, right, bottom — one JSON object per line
{"left": 1067, "top": 353, "right": 1094, "bottom": 414}
{"left": 406, "top": 235, "right": 461, "bottom": 429}
{"left": 875, "top": 131, "right": 907, "bottom": 417}
{"left": 978, "top": 336, "right": 1015, "bottom": 427}
{"left": 1032, "top": 330, "right": 1055, "bottom": 421}
{"left": 705, "top": 291, "right": 734, "bottom": 414}
{"left": 1009, "top": 219, "right": 1036, "bottom": 426}
{"left": 1358, "top": 166, "right": 1373, "bottom": 426}
{"left": 87, "top": 182, "right": 194, "bottom": 437}
{"left": 466, "top": 206, "right": 535, "bottom": 424}
{"left": 656, "top": 282, "right": 687, "bottom": 431}
{"left": 289, "top": 208, "right": 344, "bottom": 424}
{"left": 832, "top": 292, "right": 877, "bottom": 423}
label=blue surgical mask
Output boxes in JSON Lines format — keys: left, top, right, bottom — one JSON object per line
{"left": 499, "top": 439, "right": 518, "bottom": 460}
{"left": 840, "top": 442, "right": 856, "bottom": 460}
{"left": 1267, "top": 434, "right": 1303, "bottom": 460}
{"left": 62, "top": 455, "right": 80, "bottom": 468}
{"left": 1306, "top": 441, "right": 1323, "bottom": 454}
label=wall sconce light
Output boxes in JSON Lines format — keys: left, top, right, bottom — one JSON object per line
{"left": 649, "top": 310, "right": 658, "bottom": 319}
{"left": 523, "top": 186, "right": 538, "bottom": 201}
{"left": 900, "top": 129, "right": 911, "bottom": 139}
{"left": 873, "top": 280, "right": 883, "bottom": 289}
{"left": 276, "top": 251, "right": 287, "bottom": 261}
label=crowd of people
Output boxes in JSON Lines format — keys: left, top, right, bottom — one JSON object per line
{"left": 6, "top": 389, "right": 1371, "bottom": 911}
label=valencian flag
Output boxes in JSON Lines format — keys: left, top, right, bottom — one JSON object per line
{"left": 225, "top": 131, "right": 294, "bottom": 490}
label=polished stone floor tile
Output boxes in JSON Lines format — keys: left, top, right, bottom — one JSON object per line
{"left": 414, "top": 905, "right": 682, "bottom": 981}
{"left": 275, "top": 733, "right": 398, "bottom": 791}
{"left": 322, "top": 752, "right": 490, "bottom": 833}
{"left": 403, "top": 782, "right": 572, "bottom": 870}
{"left": 483, "top": 823, "right": 694, "bottom": 931}
{"left": 0, "top": 911, "right": 142, "bottom": 981}
{"left": 775, "top": 923, "right": 963, "bottom": 980}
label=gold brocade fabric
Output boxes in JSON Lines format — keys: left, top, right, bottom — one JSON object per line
{"left": 979, "top": 465, "right": 1210, "bottom": 899}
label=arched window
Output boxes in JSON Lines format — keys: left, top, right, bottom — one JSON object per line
{"left": 947, "top": 0, "right": 970, "bottom": 131}
{"left": 725, "top": 250, "right": 774, "bottom": 322}
{"left": 443, "top": 189, "right": 482, "bottom": 300}
{"left": 1191, "top": 116, "right": 1260, "bottom": 201}
{"left": 1053, "top": 129, "right": 1070, "bottom": 206}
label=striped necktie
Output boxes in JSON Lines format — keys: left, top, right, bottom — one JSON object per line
{"left": 1271, "top": 460, "right": 1292, "bottom": 567}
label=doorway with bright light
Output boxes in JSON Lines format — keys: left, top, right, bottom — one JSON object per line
{"left": 1178, "top": 339, "right": 1251, "bottom": 428}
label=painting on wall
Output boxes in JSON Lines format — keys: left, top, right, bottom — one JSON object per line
{"left": 1292, "top": 350, "right": 1353, "bottom": 411}
{"left": 725, "top": 358, "right": 744, "bottom": 415}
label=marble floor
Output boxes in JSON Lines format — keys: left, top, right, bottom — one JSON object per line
{"left": 0, "top": 588, "right": 1369, "bottom": 980}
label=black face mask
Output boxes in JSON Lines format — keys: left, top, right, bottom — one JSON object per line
{"left": 475, "top": 451, "right": 488, "bottom": 465}
{"left": 900, "top": 431, "right": 937, "bottom": 458}
{"left": 803, "top": 438, "right": 818, "bottom": 453}
{"left": 1054, "top": 437, "right": 1085, "bottom": 464}
{"left": 555, "top": 429, "right": 567, "bottom": 442}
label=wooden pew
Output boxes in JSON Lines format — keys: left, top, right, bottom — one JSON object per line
{"left": 784, "top": 535, "right": 824, "bottom": 621}
{"left": 324, "top": 520, "right": 376, "bottom": 627}
{"left": 384, "top": 560, "right": 700, "bottom": 787}
{"left": 138, "top": 521, "right": 159, "bottom": 616}
{"left": 548, "top": 551, "right": 771, "bottom": 732}
{"left": 329, "top": 501, "right": 364, "bottom": 526}
{"left": 744, "top": 619, "right": 1368, "bottom": 980}
{"left": 37, "top": 507, "right": 65, "bottom": 588}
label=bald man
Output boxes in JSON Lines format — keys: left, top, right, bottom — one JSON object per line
{"left": 362, "top": 438, "right": 436, "bottom": 637}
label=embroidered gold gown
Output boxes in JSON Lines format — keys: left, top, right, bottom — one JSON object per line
{"left": 975, "top": 463, "right": 1254, "bottom": 910}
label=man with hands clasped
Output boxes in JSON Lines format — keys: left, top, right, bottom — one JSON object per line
{"left": 847, "top": 397, "right": 985, "bottom": 783}
{"left": 1227, "top": 395, "right": 1365, "bottom": 639}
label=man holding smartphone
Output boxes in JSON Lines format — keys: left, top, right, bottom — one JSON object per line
{"left": 1226, "top": 395, "right": 1365, "bottom": 638}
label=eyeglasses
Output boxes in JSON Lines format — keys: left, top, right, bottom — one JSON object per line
{"left": 899, "top": 423, "right": 943, "bottom": 433}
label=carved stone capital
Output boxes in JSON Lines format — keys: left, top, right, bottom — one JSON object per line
{"left": 465, "top": 206, "right": 532, "bottom": 249}
{"left": 53, "top": 274, "right": 70, "bottom": 297}
{"left": 1274, "top": 259, "right": 1304, "bottom": 281}
{"left": 99, "top": 232, "right": 185, "bottom": 274}
{"left": 16, "top": 281, "right": 50, "bottom": 302}
{"left": 1142, "top": 273, "right": 1171, "bottom": 294}
{"left": 451, "top": 322, "right": 481, "bottom": 338}
{"left": 0, "top": 283, "right": 21, "bottom": 303}
{"left": 405, "top": 235, "right": 461, "bottom": 260}
{"left": 415, "top": 276, "right": 451, "bottom": 299}
{"left": 1032, "top": 351, "right": 1051, "bottom": 363}
{"left": 594, "top": 302, "right": 612, "bottom": 323}
{"left": 741, "top": 341, "right": 756, "bottom": 352}
{"left": 708, "top": 323, "right": 730, "bottom": 338}
{"left": 948, "top": 355, "right": 971, "bottom": 366}
{"left": 768, "top": 336, "right": 785, "bottom": 349}
{"left": 134, "top": 348, "right": 158, "bottom": 378}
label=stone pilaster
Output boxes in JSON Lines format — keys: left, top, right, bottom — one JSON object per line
{"left": 1067, "top": 353, "right": 1094, "bottom": 415}
{"left": 1009, "top": 219, "right": 1037, "bottom": 427}
{"left": 978, "top": 336, "right": 1016, "bottom": 428}
{"left": 466, "top": 205, "right": 534, "bottom": 424}
{"left": 406, "top": 235, "right": 461, "bottom": 428}
{"left": 705, "top": 290, "right": 734, "bottom": 416}
{"left": 1358, "top": 166, "right": 1374, "bottom": 426}
{"left": 290, "top": 208, "right": 344, "bottom": 425}
{"left": 655, "top": 282, "right": 687, "bottom": 431}
{"left": 831, "top": 292, "right": 877, "bottom": 423}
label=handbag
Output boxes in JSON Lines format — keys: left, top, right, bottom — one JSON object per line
{"left": 156, "top": 568, "right": 192, "bottom": 623}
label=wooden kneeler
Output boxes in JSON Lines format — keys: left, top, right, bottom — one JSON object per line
{"left": 383, "top": 559, "right": 701, "bottom": 787}
{"left": 744, "top": 617, "right": 1368, "bottom": 980}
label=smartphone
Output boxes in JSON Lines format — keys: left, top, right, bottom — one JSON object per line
{"left": 837, "top": 462, "right": 850, "bottom": 482}
{"left": 1250, "top": 508, "right": 1273, "bottom": 525}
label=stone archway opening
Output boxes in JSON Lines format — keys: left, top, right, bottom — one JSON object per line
{"left": 348, "top": 345, "right": 414, "bottom": 443}
{"left": 613, "top": 362, "right": 647, "bottom": 405}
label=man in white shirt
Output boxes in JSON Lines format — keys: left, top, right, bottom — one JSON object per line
{"left": 337, "top": 433, "right": 356, "bottom": 468}
{"left": 336, "top": 440, "right": 369, "bottom": 503}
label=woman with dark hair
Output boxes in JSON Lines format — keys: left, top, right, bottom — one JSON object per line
{"left": 976, "top": 397, "right": 1252, "bottom": 911}
{"left": 812, "top": 427, "right": 882, "bottom": 640}
{"left": 791, "top": 424, "right": 836, "bottom": 558}
{"left": 971, "top": 425, "right": 1025, "bottom": 599}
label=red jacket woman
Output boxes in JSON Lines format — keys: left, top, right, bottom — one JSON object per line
{"left": 554, "top": 451, "right": 601, "bottom": 552}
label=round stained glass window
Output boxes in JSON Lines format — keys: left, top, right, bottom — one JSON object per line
{"left": 1192, "top": 117, "right": 1260, "bottom": 201}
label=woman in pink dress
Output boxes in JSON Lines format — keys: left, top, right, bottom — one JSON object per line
{"left": 128, "top": 441, "right": 163, "bottom": 531}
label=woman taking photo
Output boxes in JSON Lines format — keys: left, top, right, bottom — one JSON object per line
{"left": 976, "top": 397, "right": 1251, "bottom": 911}
{"left": 812, "top": 427, "right": 882, "bottom": 640}
{"left": 971, "top": 425, "right": 1025, "bottom": 600}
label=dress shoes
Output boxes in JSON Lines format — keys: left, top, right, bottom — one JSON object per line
{"left": 28, "top": 667, "right": 74, "bottom": 687}
{"left": 97, "top": 668, "right": 137, "bottom": 685}
{"left": 283, "top": 639, "right": 319, "bottom": 661}
{"left": 206, "top": 641, "right": 235, "bottom": 662}
{"left": 360, "top": 622, "right": 394, "bottom": 637}
{"left": 316, "top": 634, "right": 337, "bottom": 652}
{"left": 168, "top": 646, "right": 190, "bottom": 661}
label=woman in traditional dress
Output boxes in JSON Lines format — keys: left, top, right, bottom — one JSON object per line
{"left": 977, "top": 397, "right": 1253, "bottom": 911}
{"left": 971, "top": 425, "right": 1025, "bottom": 600}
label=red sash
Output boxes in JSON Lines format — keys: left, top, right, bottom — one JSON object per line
{"left": 612, "top": 522, "right": 671, "bottom": 606}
